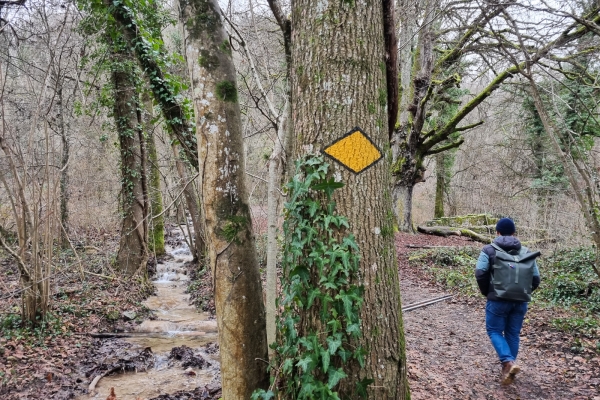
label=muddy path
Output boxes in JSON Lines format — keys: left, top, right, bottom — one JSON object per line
{"left": 80, "top": 228, "right": 220, "bottom": 400}
{"left": 396, "top": 232, "right": 600, "bottom": 400}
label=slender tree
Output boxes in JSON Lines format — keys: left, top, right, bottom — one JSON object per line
{"left": 143, "top": 91, "right": 165, "bottom": 256}
{"left": 179, "top": 0, "right": 269, "bottom": 396}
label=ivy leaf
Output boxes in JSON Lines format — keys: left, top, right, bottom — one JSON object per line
{"left": 320, "top": 348, "right": 330, "bottom": 373}
{"left": 307, "top": 199, "right": 319, "bottom": 217}
{"left": 282, "top": 358, "right": 294, "bottom": 374}
{"left": 296, "top": 355, "right": 313, "bottom": 373}
{"left": 327, "top": 367, "right": 347, "bottom": 389}
{"left": 307, "top": 288, "right": 320, "bottom": 309}
{"left": 346, "top": 323, "right": 361, "bottom": 337}
{"left": 312, "top": 178, "right": 344, "bottom": 198}
{"left": 326, "top": 334, "right": 342, "bottom": 355}
{"left": 338, "top": 291, "right": 354, "bottom": 320}
{"left": 356, "top": 378, "right": 375, "bottom": 398}
{"left": 298, "top": 382, "right": 316, "bottom": 398}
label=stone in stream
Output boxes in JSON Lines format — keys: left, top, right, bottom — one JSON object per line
{"left": 122, "top": 310, "right": 137, "bottom": 320}
{"left": 169, "top": 345, "right": 208, "bottom": 368}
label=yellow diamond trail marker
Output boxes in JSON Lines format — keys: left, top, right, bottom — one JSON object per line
{"left": 322, "top": 127, "right": 382, "bottom": 174}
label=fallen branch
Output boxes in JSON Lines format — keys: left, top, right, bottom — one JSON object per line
{"left": 406, "top": 244, "right": 459, "bottom": 249}
{"left": 402, "top": 294, "right": 454, "bottom": 312}
{"left": 88, "top": 366, "right": 120, "bottom": 393}
{"left": 83, "top": 271, "right": 117, "bottom": 280}
{"left": 457, "top": 228, "right": 492, "bottom": 244}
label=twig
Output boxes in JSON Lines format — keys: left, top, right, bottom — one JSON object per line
{"left": 402, "top": 295, "right": 454, "bottom": 312}
{"left": 83, "top": 271, "right": 117, "bottom": 280}
{"left": 88, "top": 366, "right": 120, "bottom": 393}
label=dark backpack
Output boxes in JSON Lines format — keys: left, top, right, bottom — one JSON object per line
{"left": 490, "top": 243, "right": 541, "bottom": 302}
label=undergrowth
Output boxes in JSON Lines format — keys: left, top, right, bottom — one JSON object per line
{"left": 408, "top": 247, "right": 480, "bottom": 297}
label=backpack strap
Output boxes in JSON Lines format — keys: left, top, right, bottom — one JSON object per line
{"left": 490, "top": 243, "right": 505, "bottom": 254}
{"left": 491, "top": 242, "right": 540, "bottom": 262}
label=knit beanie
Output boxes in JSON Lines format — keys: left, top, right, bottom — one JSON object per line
{"left": 496, "top": 218, "right": 516, "bottom": 236}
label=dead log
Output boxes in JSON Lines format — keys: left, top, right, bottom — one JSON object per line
{"left": 416, "top": 225, "right": 461, "bottom": 237}
{"left": 417, "top": 225, "right": 492, "bottom": 244}
{"left": 457, "top": 228, "right": 492, "bottom": 244}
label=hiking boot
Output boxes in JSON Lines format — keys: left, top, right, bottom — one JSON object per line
{"left": 501, "top": 361, "right": 521, "bottom": 385}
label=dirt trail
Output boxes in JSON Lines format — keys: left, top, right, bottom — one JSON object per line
{"left": 397, "top": 233, "right": 599, "bottom": 400}
{"left": 80, "top": 229, "right": 220, "bottom": 400}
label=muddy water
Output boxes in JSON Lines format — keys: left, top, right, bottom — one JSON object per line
{"left": 82, "top": 241, "right": 219, "bottom": 400}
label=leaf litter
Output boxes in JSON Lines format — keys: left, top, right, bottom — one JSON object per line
{"left": 396, "top": 232, "right": 600, "bottom": 400}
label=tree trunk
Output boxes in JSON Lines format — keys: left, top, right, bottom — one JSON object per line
{"left": 171, "top": 143, "right": 205, "bottom": 260}
{"left": 291, "top": 1, "right": 409, "bottom": 398}
{"left": 434, "top": 152, "right": 445, "bottom": 218}
{"left": 179, "top": 0, "right": 269, "bottom": 397}
{"left": 142, "top": 92, "right": 165, "bottom": 256}
{"left": 265, "top": 100, "right": 289, "bottom": 354}
{"left": 393, "top": 182, "right": 415, "bottom": 233}
{"left": 57, "top": 85, "right": 70, "bottom": 248}
{"left": 112, "top": 51, "right": 149, "bottom": 276}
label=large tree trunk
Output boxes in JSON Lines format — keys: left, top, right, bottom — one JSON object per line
{"left": 179, "top": 0, "right": 269, "bottom": 397}
{"left": 291, "top": 1, "right": 409, "bottom": 398}
{"left": 112, "top": 51, "right": 149, "bottom": 276}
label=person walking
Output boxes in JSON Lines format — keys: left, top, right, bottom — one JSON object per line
{"left": 475, "top": 218, "right": 541, "bottom": 385}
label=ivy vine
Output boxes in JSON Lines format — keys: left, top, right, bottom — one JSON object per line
{"left": 253, "top": 154, "right": 368, "bottom": 399}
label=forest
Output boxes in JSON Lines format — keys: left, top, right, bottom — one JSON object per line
{"left": 0, "top": 0, "right": 599, "bottom": 399}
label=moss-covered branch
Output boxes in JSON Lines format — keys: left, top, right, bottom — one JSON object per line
{"left": 425, "top": 136, "right": 464, "bottom": 156}
{"left": 417, "top": 7, "right": 600, "bottom": 158}
{"left": 435, "top": 3, "right": 512, "bottom": 70}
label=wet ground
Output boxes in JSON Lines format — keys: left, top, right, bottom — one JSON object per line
{"left": 79, "top": 231, "right": 220, "bottom": 400}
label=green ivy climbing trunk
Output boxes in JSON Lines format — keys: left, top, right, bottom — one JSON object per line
{"left": 112, "top": 50, "right": 149, "bottom": 276}
{"left": 143, "top": 92, "right": 165, "bottom": 256}
{"left": 290, "top": 1, "right": 410, "bottom": 398}
{"left": 179, "top": 0, "right": 269, "bottom": 397}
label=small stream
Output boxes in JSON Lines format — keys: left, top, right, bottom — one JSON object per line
{"left": 80, "top": 230, "right": 220, "bottom": 399}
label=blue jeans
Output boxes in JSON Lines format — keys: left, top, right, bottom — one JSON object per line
{"left": 486, "top": 299, "right": 528, "bottom": 363}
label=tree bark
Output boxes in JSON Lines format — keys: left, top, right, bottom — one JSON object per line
{"left": 171, "top": 143, "right": 205, "bottom": 260}
{"left": 179, "top": 0, "right": 269, "bottom": 397}
{"left": 57, "top": 84, "right": 70, "bottom": 248}
{"left": 434, "top": 152, "right": 445, "bottom": 218}
{"left": 143, "top": 92, "right": 166, "bottom": 256}
{"left": 393, "top": 182, "right": 415, "bottom": 233}
{"left": 265, "top": 100, "right": 288, "bottom": 353}
{"left": 291, "top": 2, "right": 409, "bottom": 398}
{"left": 112, "top": 50, "right": 149, "bottom": 276}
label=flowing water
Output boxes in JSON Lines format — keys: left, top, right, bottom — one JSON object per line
{"left": 81, "top": 233, "right": 220, "bottom": 400}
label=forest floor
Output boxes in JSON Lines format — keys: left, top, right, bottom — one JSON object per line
{"left": 0, "top": 226, "right": 221, "bottom": 400}
{"left": 396, "top": 232, "right": 600, "bottom": 400}
{"left": 1, "top": 229, "right": 599, "bottom": 399}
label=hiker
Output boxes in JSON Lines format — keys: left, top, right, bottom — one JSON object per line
{"left": 475, "top": 217, "right": 541, "bottom": 385}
